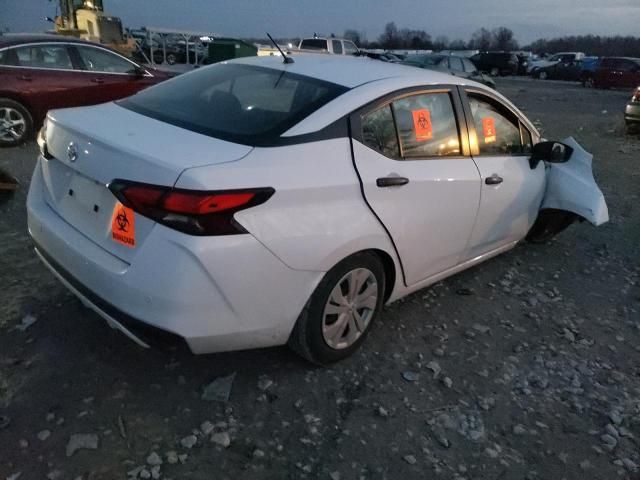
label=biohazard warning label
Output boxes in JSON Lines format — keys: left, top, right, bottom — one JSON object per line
{"left": 412, "top": 109, "right": 433, "bottom": 141}
{"left": 482, "top": 117, "right": 496, "bottom": 144}
{"left": 111, "top": 203, "right": 135, "bottom": 248}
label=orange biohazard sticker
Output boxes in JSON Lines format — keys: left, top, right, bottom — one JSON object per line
{"left": 412, "top": 109, "right": 433, "bottom": 142}
{"left": 482, "top": 117, "right": 496, "bottom": 144}
{"left": 111, "top": 202, "right": 135, "bottom": 248}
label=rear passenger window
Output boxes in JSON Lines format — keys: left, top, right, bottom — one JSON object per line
{"left": 392, "top": 93, "right": 460, "bottom": 158}
{"left": 13, "top": 45, "right": 73, "bottom": 70}
{"left": 361, "top": 105, "right": 400, "bottom": 159}
{"left": 468, "top": 94, "right": 523, "bottom": 156}
{"left": 331, "top": 40, "right": 343, "bottom": 54}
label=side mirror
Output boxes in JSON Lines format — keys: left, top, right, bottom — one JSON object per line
{"left": 529, "top": 141, "right": 574, "bottom": 169}
{"left": 132, "top": 66, "right": 147, "bottom": 77}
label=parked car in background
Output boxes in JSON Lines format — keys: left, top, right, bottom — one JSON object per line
{"left": 579, "top": 56, "right": 600, "bottom": 87}
{"left": 527, "top": 52, "right": 585, "bottom": 73}
{"left": 594, "top": 57, "right": 640, "bottom": 89}
{"left": 401, "top": 53, "right": 495, "bottom": 88}
{"left": 470, "top": 52, "right": 519, "bottom": 76}
{"left": 531, "top": 59, "right": 583, "bottom": 81}
{"left": 29, "top": 55, "right": 608, "bottom": 364}
{"left": 298, "top": 37, "right": 359, "bottom": 55}
{"left": 363, "top": 51, "right": 403, "bottom": 63}
{"left": 625, "top": 87, "right": 640, "bottom": 133}
{"left": 0, "top": 34, "right": 170, "bottom": 146}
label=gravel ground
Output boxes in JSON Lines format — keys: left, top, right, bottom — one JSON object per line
{"left": 0, "top": 78, "right": 639, "bottom": 480}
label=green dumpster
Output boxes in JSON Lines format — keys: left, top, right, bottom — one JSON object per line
{"left": 206, "top": 38, "right": 257, "bottom": 64}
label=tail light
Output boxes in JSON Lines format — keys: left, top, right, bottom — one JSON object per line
{"left": 108, "top": 180, "right": 274, "bottom": 236}
{"left": 633, "top": 88, "right": 640, "bottom": 103}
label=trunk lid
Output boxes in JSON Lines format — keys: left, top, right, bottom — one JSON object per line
{"left": 41, "top": 103, "right": 253, "bottom": 262}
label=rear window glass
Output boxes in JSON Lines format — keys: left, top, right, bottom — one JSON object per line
{"left": 119, "top": 64, "right": 347, "bottom": 145}
{"left": 300, "top": 39, "right": 328, "bottom": 50}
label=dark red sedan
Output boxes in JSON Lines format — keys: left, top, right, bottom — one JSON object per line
{"left": 594, "top": 57, "right": 640, "bottom": 90}
{"left": 0, "top": 34, "right": 171, "bottom": 147}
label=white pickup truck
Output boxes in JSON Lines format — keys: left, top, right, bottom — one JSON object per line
{"left": 298, "top": 37, "right": 360, "bottom": 55}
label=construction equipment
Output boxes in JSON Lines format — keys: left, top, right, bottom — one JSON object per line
{"left": 50, "top": 0, "right": 136, "bottom": 56}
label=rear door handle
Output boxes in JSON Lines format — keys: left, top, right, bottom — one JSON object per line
{"left": 376, "top": 176, "right": 409, "bottom": 188}
{"left": 485, "top": 174, "right": 504, "bottom": 185}
{"left": 91, "top": 78, "right": 104, "bottom": 84}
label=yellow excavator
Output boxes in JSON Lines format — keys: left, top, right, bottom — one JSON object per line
{"left": 50, "top": 0, "right": 136, "bottom": 56}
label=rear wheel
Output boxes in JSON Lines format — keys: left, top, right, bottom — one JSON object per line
{"left": 288, "top": 252, "right": 385, "bottom": 365}
{"left": 0, "top": 99, "right": 32, "bottom": 147}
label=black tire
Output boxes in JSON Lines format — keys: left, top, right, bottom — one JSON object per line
{"left": 288, "top": 252, "right": 385, "bottom": 365}
{"left": 0, "top": 98, "right": 33, "bottom": 147}
{"left": 526, "top": 209, "right": 577, "bottom": 244}
{"left": 166, "top": 53, "right": 177, "bottom": 65}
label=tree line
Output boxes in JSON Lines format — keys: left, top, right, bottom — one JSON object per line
{"left": 341, "top": 22, "right": 640, "bottom": 57}
{"left": 343, "top": 23, "right": 518, "bottom": 51}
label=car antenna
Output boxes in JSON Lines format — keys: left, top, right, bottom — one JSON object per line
{"left": 266, "top": 33, "right": 294, "bottom": 64}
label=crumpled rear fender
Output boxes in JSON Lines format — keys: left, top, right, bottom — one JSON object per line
{"left": 540, "top": 136, "right": 609, "bottom": 226}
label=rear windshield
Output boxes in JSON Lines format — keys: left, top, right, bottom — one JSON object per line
{"left": 300, "top": 39, "right": 328, "bottom": 50}
{"left": 119, "top": 64, "right": 347, "bottom": 145}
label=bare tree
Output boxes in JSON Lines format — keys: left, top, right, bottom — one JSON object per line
{"left": 433, "top": 35, "right": 449, "bottom": 51}
{"left": 343, "top": 29, "right": 362, "bottom": 46}
{"left": 469, "top": 28, "right": 492, "bottom": 51}
{"left": 379, "top": 22, "right": 399, "bottom": 49}
{"left": 449, "top": 39, "right": 467, "bottom": 50}
{"left": 492, "top": 27, "right": 518, "bottom": 51}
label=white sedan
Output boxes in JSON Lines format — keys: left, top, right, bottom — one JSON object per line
{"left": 28, "top": 54, "right": 608, "bottom": 364}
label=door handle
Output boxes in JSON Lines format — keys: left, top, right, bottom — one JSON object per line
{"left": 18, "top": 75, "right": 32, "bottom": 81}
{"left": 485, "top": 174, "right": 504, "bottom": 185}
{"left": 376, "top": 176, "right": 409, "bottom": 188}
{"left": 91, "top": 78, "right": 105, "bottom": 84}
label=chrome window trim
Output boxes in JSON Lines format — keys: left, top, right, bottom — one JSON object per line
{"left": 0, "top": 42, "right": 153, "bottom": 77}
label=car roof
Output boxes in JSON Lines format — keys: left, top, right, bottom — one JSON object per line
{"left": 0, "top": 33, "right": 98, "bottom": 48}
{"left": 232, "top": 54, "right": 470, "bottom": 88}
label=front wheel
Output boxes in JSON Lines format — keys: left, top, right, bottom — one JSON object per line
{"left": 0, "top": 99, "right": 32, "bottom": 147}
{"left": 288, "top": 252, "right": 385, "bottom": 365}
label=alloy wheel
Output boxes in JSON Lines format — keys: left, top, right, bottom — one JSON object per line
{"left": 0, "top": 107, "right": 26, "bottom": 142}
{"left": 322, "top": 268, "right": 378, "bottom": 350}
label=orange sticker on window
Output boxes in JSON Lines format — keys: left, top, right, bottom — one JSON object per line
{"left": 111, "top": 202, "right": 136, "bottom": 248}
{"left": 482, "top": 117, "right": 496, "bottom": 144}
{"left": 412, "top": 109, "right": 433, "bottom": 141}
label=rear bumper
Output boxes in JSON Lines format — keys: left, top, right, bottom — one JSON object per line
{"left": 27, "top": 158, "right": 323, "bottom": 354}
{"left": 625, "top": 103, "right": 640, "bottom": 124}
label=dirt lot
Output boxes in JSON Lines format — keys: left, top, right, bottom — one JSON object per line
{"left": 0, "top": 78, "right": 639, "bottom": 480}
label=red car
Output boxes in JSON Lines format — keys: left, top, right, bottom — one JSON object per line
{"left": 594, "top": 57, "right": 640, "bottom": 90}
{"left": 0, "top": 34, "right": 171, "bottom": 147}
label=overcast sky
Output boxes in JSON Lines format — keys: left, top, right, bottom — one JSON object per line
{"left": 1, "top": 0, "right": 639, "bottom": 45}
